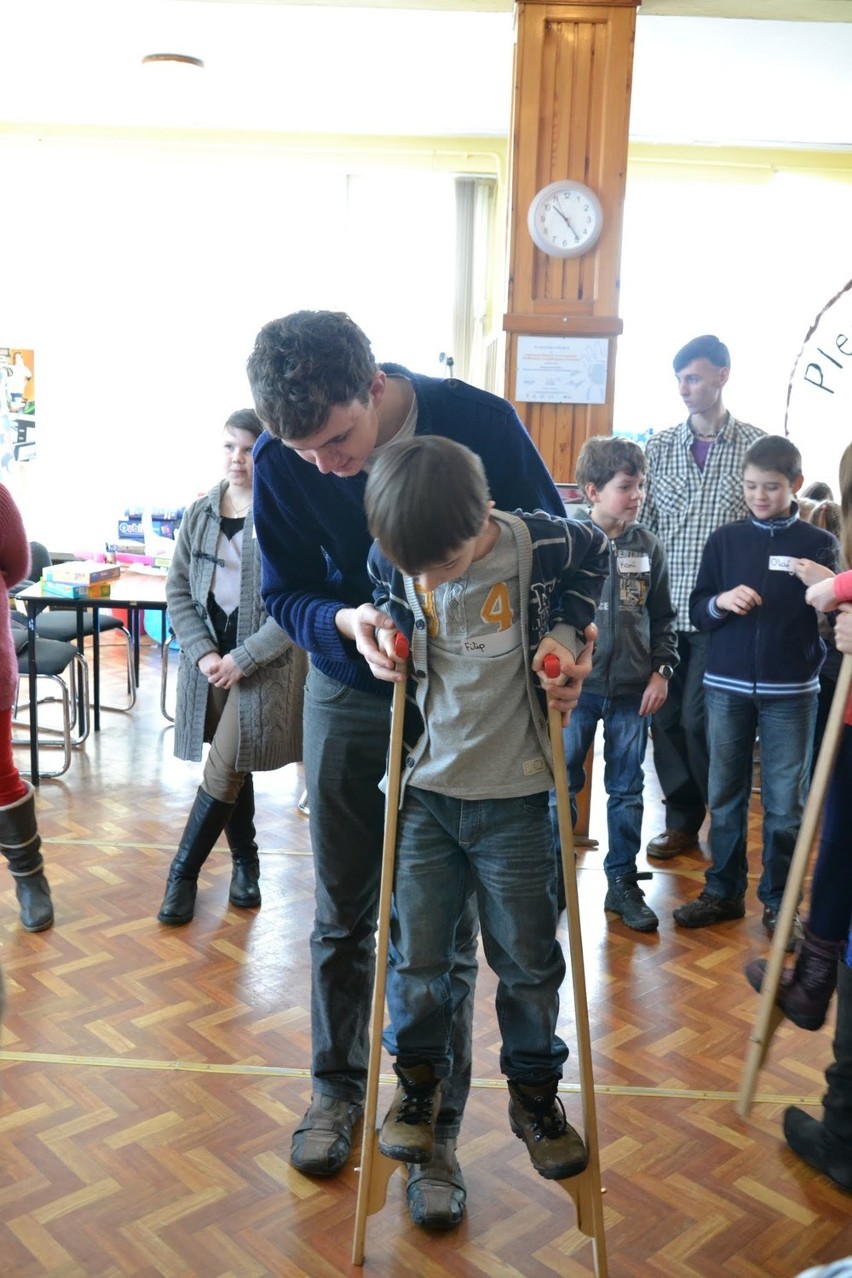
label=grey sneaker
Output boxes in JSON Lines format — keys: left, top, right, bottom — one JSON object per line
{"left": 290, "top": 1094, "right": 363, "bottom": 1176}
{"left": 406, "top": 1136, "right": 467, "bottom": 1229}
{"left": 379, "top": 1062, "right": 442, "bottom": 1163}
{"left": 604, "top": 872, "right": 659, "bottom": 932}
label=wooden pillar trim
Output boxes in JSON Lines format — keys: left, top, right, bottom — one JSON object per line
{"left": 504, "top": 0, "right": 639, "bottom": 481}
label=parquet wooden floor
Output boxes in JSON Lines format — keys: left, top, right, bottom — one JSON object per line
{"left": 1, "top": 643, "right": 850, "bottom": 1277}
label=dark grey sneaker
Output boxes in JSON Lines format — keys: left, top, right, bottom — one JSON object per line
{"left": 673, "top": 890, "right": 745, "bottom": 929}
{"left": 290, "top": 1094, "right": 364, "bottom": 1176}
{"left": 379, "top": 1062, "right": 442, "bottom": 1163}
{"left": 604, "top": 872, "right": 659, "bottom": 932}
{"left": 762, "top": 906, "right": 803, "bottom": 952}
{"left": 507, "top": 1076, "right": 588, "bottom": 1180}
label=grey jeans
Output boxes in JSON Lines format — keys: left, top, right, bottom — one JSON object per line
{"left": 302, "top": 664, "right": 478, "bottom": 1137}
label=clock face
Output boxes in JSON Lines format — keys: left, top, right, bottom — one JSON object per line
{"left": 527, "top": 180, "right": 604, "bottom": 258}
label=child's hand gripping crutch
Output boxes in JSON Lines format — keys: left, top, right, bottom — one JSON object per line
{"left": 737, "top": 651, "right": 852, "bottom": 1118}
{"left": 542, "top": 652, "right": 608, "bottom": 1276}
{"left": 352, "top": 630, "right": 410, "bottom": 1266}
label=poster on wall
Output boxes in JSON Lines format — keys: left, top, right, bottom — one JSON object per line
{"left": 0, "top": 345, "right": 36, "bottom": 477}
{"left": 785, "top": 281, "right": 851, "bottom": 492}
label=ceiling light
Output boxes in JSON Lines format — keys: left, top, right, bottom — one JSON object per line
{"left": 142, "top": 53, "right": 204, "bottom": 70}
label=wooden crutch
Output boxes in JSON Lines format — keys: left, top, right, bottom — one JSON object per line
{"left": 543, "top": 652, "right": 609, "bottom": 1277}
{"left": 352, "top": 631, "right": 410, "bottom": 1266}
{"left": 737, "top": 652, "right": 852, "bottom": 1118}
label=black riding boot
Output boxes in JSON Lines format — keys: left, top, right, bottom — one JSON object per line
{"left": 226, "top": 774, "right": 261, "bottom": 909}
{"left": 157, "top": 787, "right": 235, "bottom": 926}
{"left": 783, "top": 960, "right": 852, "bottom": 1192}
{"left": 0, "top": 782, "right": 53, "bottom": 932}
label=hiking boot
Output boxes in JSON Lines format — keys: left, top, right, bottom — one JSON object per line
{"left": 761, "top": 906, "right": 802, "bottom": 952}
{"left": 673, "top": 890, "right": 745, "bottom": 929}
{"left": 507, "top": 1076, "right": 588, "bottom": 1180}
{"left": 646, "top": 829, "right": 699, "bottom": 860}
{"left": 406, "top": 1136, "right": 467, "bottom": 1229}
{"left": 604, "top": 872, "right": 659, "bottom": 932}
{"left": 745, "top": 924, "right": 846, "bottom": 1031}
{"left": 290, "top": 1094, "right": 364, "bottom": 1176}
{"left": 379, "top": 1062, "right": 442, "bottom": 1163}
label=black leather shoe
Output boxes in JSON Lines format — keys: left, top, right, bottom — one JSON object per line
{"left": 673, "top": 890, "right": 745, "bottom": 928}
{"left": 646, "top": 829, "right": 700, "bottom": 860}
{"left": 290, "top": 1095, "right": 364, "bottom": 1176}
{"left": 406, "top": 1137, "right": 467, "bottom": 1229}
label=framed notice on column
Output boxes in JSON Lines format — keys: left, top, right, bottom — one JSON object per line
{"left": 514, "top": 336, "right": 608, "bottom": 405}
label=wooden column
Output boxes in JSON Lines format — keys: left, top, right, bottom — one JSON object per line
{"left": 504, "top": 0, "right": 640, "bottom": 482}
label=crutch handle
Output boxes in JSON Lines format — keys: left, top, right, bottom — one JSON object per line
{"left": 392, "top": 631, "right": 410, "bottom": 660}
{"left": 543, "top": 653, "right": 561, "bottom": 680}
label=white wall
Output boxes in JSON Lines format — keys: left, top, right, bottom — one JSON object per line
{"left": 614, "top": 163, "right": 852, "bottom": 492}
{"left": 1, "top": 136, "right": 456, "bottom": 550}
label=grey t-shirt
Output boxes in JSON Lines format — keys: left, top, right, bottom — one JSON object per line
{"left": 409, "top": 516, "right": 550, "bottom": 799}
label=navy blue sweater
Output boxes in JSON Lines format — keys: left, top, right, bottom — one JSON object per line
{"left": 252, "top": 365, "right": 564, "bottom": 697}
{"left": 689, "top": 510, "right": 839, "bottom": 698}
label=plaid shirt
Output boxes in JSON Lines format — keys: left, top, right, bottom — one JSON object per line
{"left": 641, "top": 412, "right": 765, "bottom": 631}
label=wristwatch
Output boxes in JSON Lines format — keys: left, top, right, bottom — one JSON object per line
{"left": 657, "top": 663, "right": 675, "bottom": 680}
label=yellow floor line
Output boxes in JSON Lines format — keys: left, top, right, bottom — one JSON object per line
{"left": 0, "top": 1051, "right": 820, "bottom": 1105}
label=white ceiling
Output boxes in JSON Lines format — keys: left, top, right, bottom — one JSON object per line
{"left": 1, "top": 0, "right": 851, "bottom": 147}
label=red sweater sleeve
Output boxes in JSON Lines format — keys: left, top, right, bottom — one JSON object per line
{"left": 833, "top": 569, "right": 852, "bottom": 606}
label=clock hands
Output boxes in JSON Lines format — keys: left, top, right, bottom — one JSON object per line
{"left": 548, "top": 199, "right": 580, "bottom": 243}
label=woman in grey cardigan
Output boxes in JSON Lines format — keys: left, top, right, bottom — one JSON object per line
{"left": 157, "top": 409, "right": 306, "bottom": 925}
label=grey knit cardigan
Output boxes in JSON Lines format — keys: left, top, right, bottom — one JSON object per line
{"left": 166, "top": 480, "right": 306, "bottom": 770}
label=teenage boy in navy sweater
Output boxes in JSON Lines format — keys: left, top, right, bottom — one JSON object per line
{"left": 246, "top": 310, "right": 594, "bottom": 1227}
{"left": 673, "top": 436, "right": 838, "bottom": 933}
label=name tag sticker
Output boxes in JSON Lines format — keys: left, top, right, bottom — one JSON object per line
{"left": 769, "top": 554, "right": 795, "bottom": 573}
{"left": 617, "top": 554, "right": 650, "bottom": 574}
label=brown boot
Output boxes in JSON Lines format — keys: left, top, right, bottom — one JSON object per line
{"left": 507, "top": 1075, "right": 588, "bottom": 1180}
{"left": 745, "top": 923, "right": 846, "bottom": 1031}
{"left": 379, "top": 1062, "right": 442, "bottom": 1164}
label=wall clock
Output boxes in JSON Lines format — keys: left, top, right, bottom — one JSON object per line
{"left": 527, "top": 179, "right": 604, "bottom": 258}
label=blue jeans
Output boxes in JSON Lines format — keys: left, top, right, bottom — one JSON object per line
{"left": 385, "top": 786, "right": 568, "bottom": 1082}
{"left": 303, "top": 666, "right": 477, "bottom": 1136}
{"left": 705, "top": 688, "right": 816, "bottom": 907}
{"left": 554, "top": 690, "right": 648, "bottom": 880}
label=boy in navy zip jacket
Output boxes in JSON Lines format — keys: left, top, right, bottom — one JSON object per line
{"left": 674, "top": 436, "right": 838, "bottom": 934}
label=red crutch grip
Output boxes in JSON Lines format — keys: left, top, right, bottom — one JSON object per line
{"left": 542, "top": 653, "right": 561, "bottom": 680}
{"left": 393, "top": 631, "right": 410, "bottom": 661}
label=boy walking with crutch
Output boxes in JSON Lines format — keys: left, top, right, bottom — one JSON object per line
{"left": 362, "top": 435, "right": 608, "bottom": 1179}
